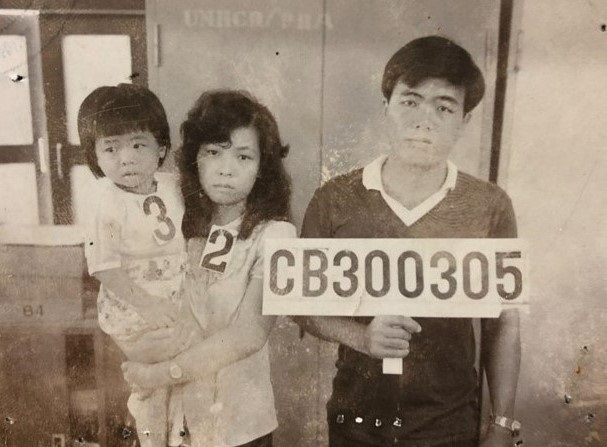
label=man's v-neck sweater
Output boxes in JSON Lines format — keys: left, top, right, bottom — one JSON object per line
{"left": 301, "top": 166, "right": 517, "bottom": 446}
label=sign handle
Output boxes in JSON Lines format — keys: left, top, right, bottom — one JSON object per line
{"left": 383, "top": 358, "right": 403, "bottom": 375}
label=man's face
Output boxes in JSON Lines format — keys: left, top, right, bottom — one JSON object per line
{"left": 384, "top": 77, "right": 469, "bottom": 169}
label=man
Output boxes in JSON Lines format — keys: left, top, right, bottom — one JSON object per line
{"left": 297, "top": 36, "right": 521, "bottom": 447}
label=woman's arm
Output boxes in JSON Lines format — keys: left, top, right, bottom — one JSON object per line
{"left": 113, "top": 321, "right": 200, "bottom": 363}
{"left": 123, "top": 277, "right": 275, "bottom": 388}
{"left": 95, "top": 268, "right": 178, "bottom": 327}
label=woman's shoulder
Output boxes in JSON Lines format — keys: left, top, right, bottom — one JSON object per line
{"left": 255, "top": 220, "right": 297, "bottom": 240}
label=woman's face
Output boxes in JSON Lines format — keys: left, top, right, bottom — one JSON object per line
{"left": 196, "top": 126, "right": 261, "bottom": 210}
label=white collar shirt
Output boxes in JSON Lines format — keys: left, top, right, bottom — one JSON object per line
{"left": 362, "top": 155, "right": 458, "bottom": 226}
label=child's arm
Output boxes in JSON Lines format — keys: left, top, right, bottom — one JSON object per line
{"left": 123, "top": 277, "right": 275, "bottom": 389}
{"left": 95, "top": 268, "right": 178, "bottom": 328}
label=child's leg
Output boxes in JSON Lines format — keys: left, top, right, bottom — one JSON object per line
{"left": 168, "top": 385, "right": 186, "bottom": 447}
{"left": 115, "top": 300, "right": 204, "bottom": 364}
{"left": 127, "top": 387, "right": 168, "bottom": 447}
{"left": 180, "top": 379, "right": 217, "bottom": 447}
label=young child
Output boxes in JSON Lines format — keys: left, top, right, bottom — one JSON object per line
{"left": 78, "top": 83, "right": 200, "bottom": 447}
{"left": 122, "top": 90, "right": 296, "bottom": 447}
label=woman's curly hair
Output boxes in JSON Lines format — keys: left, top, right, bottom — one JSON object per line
{"left": 179, "top": 90, "right": 291, "bottom": 240}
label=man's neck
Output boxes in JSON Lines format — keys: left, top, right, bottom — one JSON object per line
{"left": 381, "top": 155, "right": 448, "bottom": 209}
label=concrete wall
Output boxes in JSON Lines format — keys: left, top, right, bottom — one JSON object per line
{"left": 503, "top": 1, "right": 607, "bottom": 445}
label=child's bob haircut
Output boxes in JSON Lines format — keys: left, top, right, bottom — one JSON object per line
{"left": 179, "top": 90, "right": 291, "bottom": 240}
{"left": 382, "top": 35, "right": 485, "bottom": 115}
{"left": 77, "top": 83, "right": 171, "bottom": 178}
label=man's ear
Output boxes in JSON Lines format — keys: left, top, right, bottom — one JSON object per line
{"left": 463, "top": 112, "right": 472, "bottom": 124}
{"left": 383, "top": 97, "right": 389, "bottom": 115}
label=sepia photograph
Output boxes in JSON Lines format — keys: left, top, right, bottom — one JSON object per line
{"left": 0, "top": 1, "right": 605, "bottom": 446}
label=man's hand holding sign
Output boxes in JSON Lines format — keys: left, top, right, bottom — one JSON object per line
{"left": 265, "top": 238, "right": 527, "bottom": 374}
{"left": 364, "top": 315, "right": 421, "bottom": 364}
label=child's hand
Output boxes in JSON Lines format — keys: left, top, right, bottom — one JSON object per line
{"left": 137, "top": 294, "right": 179, "bottom": 329}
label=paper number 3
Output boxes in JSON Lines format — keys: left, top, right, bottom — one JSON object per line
{"left": 200, "top": 228, "right": 235, "bottom": 273}
{"left": 143, "top": 195, "right": 177, "bottom": 242}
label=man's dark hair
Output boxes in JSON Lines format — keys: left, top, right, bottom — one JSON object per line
{"left": 77, "top": 83, "right": 171, "bottom": 178}
{"left": 382, "top": 35, "right": 485, "bottom": 114}
{"left": 179, "top": 90, "right": 291, "bottom": 240}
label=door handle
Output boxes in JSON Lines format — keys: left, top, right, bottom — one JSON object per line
{"left": 37, "top": 137, "right": 49, "bottom": 174}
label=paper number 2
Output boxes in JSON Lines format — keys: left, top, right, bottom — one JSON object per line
{"left": 200, "top": 228, "right": 235, "bottom": 273}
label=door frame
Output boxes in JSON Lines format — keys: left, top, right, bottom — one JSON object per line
{"left": 0, "top": 10, "right": 53, "bottom": 224}
{"left": 38, "top": 9, "right": 147, "bottom": 224}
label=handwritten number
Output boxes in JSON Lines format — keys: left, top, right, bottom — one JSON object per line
{"left": 143, "top": 196, "right": 177, "bottom": 242}
{"left": 22, "top": 305, "right": 43, "bottom": 317}
{"left": 201, "top": 229, "right": 235, "bottom": 273}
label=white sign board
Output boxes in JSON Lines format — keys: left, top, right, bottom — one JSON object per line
{"left": 263, "top": 238, "right": 528, "bottom": 318}
{"left": 264, "top": 238, "right": 529, "bottom": 374}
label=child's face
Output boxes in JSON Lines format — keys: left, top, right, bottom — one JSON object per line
{"left": 384, "top": 77, "right": 469, "bottom": 169}
{"left": 95, "top": 130, "right": 166, "bottom": 194}
{"left": 196, "top": 126, "right": 260, "bottom": 212}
